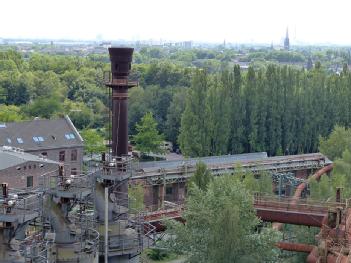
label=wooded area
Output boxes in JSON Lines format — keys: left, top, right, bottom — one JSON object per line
{"left": 1, "top": 47, "right": 351, "bottom": 157}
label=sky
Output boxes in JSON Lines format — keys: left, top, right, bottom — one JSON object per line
{"left": 1, "top": 0, "right": 351, "bottom": 45}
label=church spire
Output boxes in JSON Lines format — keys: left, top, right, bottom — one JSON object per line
{"left": 284, "top": 27, "right": 290, "bottom": 50}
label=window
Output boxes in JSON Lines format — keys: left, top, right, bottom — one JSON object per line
{"left": 17, "top": 138, "right": 23, "bottom": 144}
{"left": 71, "top": 149, "right": 77, "bottom": 161}
{"left": 71, "top": 168, "right": 77, "bottom": 175}
{"left": 23, "top": 166, "right": 26, "bottom": 170}
{"left": 65, "top": 133, "right": 76, "bottom": 140}
{"left": 27, "top": 176, "right": 33, "bottom": 188}
{"left": 6, "top": 138, "right": 11, "bottom": 144}
{"left": 59, "top": 151, "right": 65, "bottom": 162}
{"left": 33, "top": 136, "right": 45, "bottom": 142}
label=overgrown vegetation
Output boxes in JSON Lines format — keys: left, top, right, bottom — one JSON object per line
{"left": 164, "top": 169, "right": 281, "bottom": 263}
{"left": 309, "top": 125, "right": 351, "bottom": 201}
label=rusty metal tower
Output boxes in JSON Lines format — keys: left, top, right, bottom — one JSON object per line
{"left": 106, "top": 47, "right": 137, "bottom": 158}
{"left": 94, "top": 47, "right": 142, "bottom": 263}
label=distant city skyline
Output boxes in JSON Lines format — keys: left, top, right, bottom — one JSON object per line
{"left": 1, "top": 0, "right": 351, "bottom": 45}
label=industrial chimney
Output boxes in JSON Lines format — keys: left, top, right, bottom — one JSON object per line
{"left": 106, "top": 47, "right": 137, "bottom": 157}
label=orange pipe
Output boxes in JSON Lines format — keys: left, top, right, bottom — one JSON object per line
{"left": 274, "top": 164, "right": 334, "bottom": 231}
{"left": 293, "top": 164, "right": 333, "bottom": 202}
{"left": 276, "top": 242, "right": 315, "bottom": 253}
{"left": 307, "top": 247, "right": 319, "bottom": 263}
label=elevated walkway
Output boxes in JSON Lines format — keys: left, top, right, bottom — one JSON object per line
{"left": 132, "top": 153, "right": 331, "bottom": 185}
{"left": 142, "top": 196, "right": 343, "bottom": 228}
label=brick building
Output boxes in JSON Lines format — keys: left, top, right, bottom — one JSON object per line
{"left": 0, "top": 146, "right": 59, "bottom": 189}
{"left": 0, "top": 115, "right": 84, "bottom": 175}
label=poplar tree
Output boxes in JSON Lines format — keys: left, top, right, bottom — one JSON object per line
{"left": 179, "top": 69, "right": 211, "bottom": 157}
{"left": 228, "top": 65, "right": 244, "bottom": 154}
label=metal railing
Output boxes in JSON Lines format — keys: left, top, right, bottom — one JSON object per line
{"left": 44, "top": 173, "right": 92, "bottom": 192}
{"left": 253, "top": 194, "right": 345, "bottom": 213}
{"left": 19, "top": 234, "right": 52, "bottom": 263}
{"left": 100, "top": 155, "right": 134, "bottom": 179}
{"left": 103, "top": 71, "right": 138, "bottom": 86}
{"left": 0, "top": 191, "right": 41, "bottom": 216}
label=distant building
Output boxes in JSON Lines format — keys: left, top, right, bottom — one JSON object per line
{"left": 284, "top": 28, "right": 290, "bottom": 50}
{"left": 0, "top": 115, "right": 84, "bottom": 176}
{"left": 183, "top": 41, "right": 192, "bottom": 49}
{"left": 306, "top": 57, "right": 313, "bottom": 70}
{"left": 0, "top": 146, "right": 59, "bottom": 189}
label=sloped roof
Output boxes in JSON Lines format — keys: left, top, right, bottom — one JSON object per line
{"left": 0, "top": 115, "right": 83, "bottom": 151}
{"left": 0, "top": 146, "right": 59, "bottom": 170}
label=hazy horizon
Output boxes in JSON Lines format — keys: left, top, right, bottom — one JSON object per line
{"left": 2, "top": 0, "right": 351, "bottom": 45}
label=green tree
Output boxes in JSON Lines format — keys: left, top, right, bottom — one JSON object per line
{"left": 165, "top": 175, "right": 280, "bottom": 263}
{"left": 240, "top": 172, "right": 273, "bottom": 195}
{"left": 179, "top": 69, "right": 211, "bottom": 157}
{"left": 128, "top": 87, "right": 149, "bottom": 135}
{"left": 207, "top": 77, "right": 231, "bottom": 155}
{"left": 189, "top": 161, "right": 212, "bottom": 191}
{"left": 63, "top": 100, "right": 95, "bottom": 129}
{"left": 319, "top": 125, "right": 351, "bottom": 161}
{"left": 165, "top": 89, "right": 187, "bottom": 146}
{"left": 311, "top": 126, "right": 351, "bottom": 200}
{"left": 80, "top": 129, "right": 105, "bottom": 157}
{"left": 128, "top": 184, "right": 145, "bottom": 212}
{"left": 22, "top": 96, "right": 62, "bottom": 119}
{"left": 228, "top": 65, "right": 245, "bottom": 154}
{"left": 134, "top": 112, "right": 164, "bottom": 155}
{"left": 0, "top": 105, "right": 24, "bottom": 122}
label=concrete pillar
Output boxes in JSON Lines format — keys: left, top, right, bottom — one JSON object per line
{"left": 159, "top": 184, "right": 165, "bottom": 209}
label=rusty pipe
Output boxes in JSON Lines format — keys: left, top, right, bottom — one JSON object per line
{"left": 273, "top": 164, "right": 334, "bottom": 231}
{"left": 276, "top": 242, "right": 315, "bottom": 253}
{"left": 307, "top": 247, "right": 319, "bottom": 263}
{"left": 294, "top": 164, "right": 333, "bottom": 201}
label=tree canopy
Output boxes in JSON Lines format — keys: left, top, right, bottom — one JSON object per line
{"left": 310, "top": 125, "right": 351, "bottom": 200}
{"left": 80, "top": 129, "right": 105, "bottom": 156}
{"left": 165, "top": 175, "right": 280, "bottom": 263}
{"left": 133, "top": 112, "right": 164, "bottom": 155}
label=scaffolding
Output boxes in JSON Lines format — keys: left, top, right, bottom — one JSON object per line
{"left": 0, "top": 184, "right": 50, "bottom": 263}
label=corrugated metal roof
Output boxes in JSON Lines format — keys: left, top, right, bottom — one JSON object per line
{"left": 0, "top": 115, "right": 83, "bottom": 151}
{"left": 138, "top": 152, "right": 268, "bottom": 171}
{"left": 0, "top": 146, "right": 59, "bottom": 170}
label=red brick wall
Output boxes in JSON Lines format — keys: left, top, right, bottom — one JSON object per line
{"left": 0, "top": 161, "right": 58, "bottom": 189}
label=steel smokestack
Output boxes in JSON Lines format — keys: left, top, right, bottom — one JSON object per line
{"left": 106, "top": 47, "right": 136, "bottom": 157}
